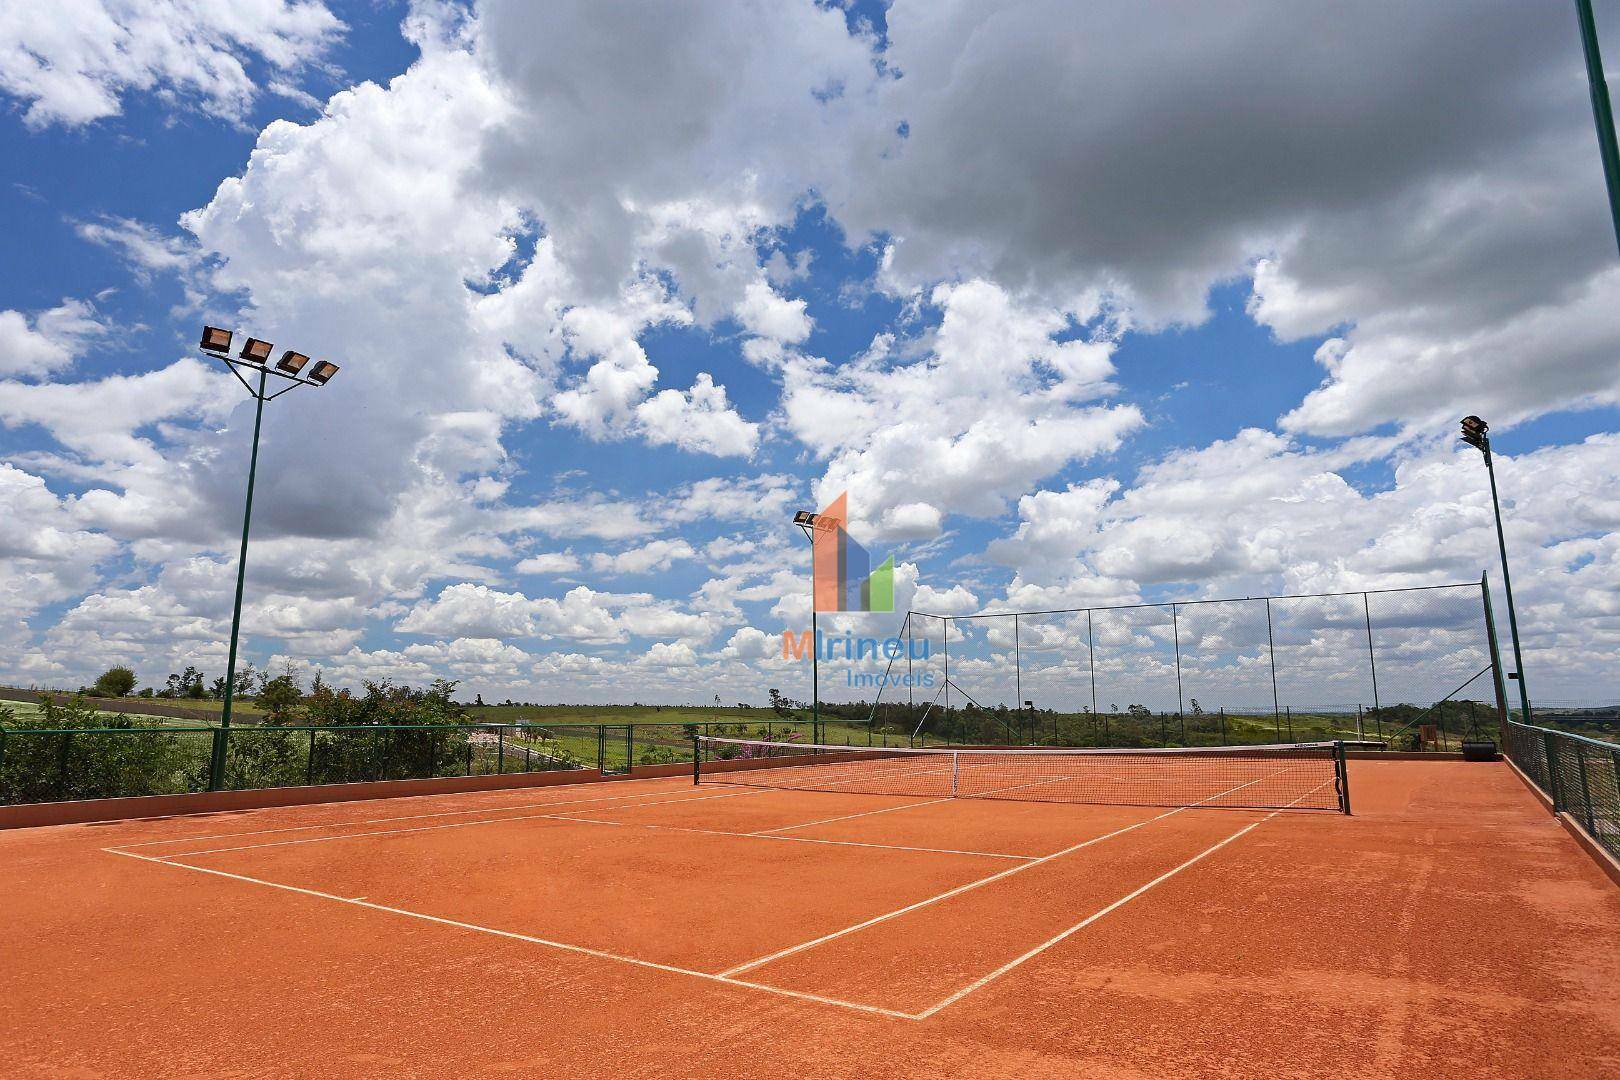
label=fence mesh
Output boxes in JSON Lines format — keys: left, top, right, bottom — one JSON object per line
{"left": 1505, "top": 720, "right": 1620, "bottom": 861}
{"left": 884, "top": 581, "right": 1502, "bottom": 749}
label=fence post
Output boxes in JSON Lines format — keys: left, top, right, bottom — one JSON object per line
{"left": 1543, "top": 730, "right": 1563, "bottom": 811}
{"left": 1363, "top": 592, "right": 1381, "bottom": 712}
{"left": 1480, "top": 571, "right": 1511, "bottom": 741}
{"left": 57, "top": 731, "right": 74, "bottom": 800}
{"left": 1219, "top": 707, "right": 1227, "bottom": 744}
{"left": 207, "top": 727, "right": 227, "bottom": 792}
{"left": 1265, "top": 598, "right": 1280, "bottom": 730}
{"left": 498, "top": 728, "right": 505, "bottom": 774}
{"left": 597, "top": 725, "right": 605, "bottom": 773}
{"left": 1573, "top": 743, "right": 1596, "bottom": 835}
{"left": 1014, "top": 614, "right": 1022, "bottom": 726}
{"left": 1286, "top": 706, "right": 1294, "bottom": 742}
{"left": 1087, "top": 609, "right": 1098, "bottom": 718}
{"left": 1171, "top": 604, "right": 1185, "bottom": 718}
{"left": 306, "top": 729, "right": 316, "bottom": 786}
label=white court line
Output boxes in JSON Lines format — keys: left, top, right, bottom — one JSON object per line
{"left": 718, "top": 766, "right": 1288, "bottom": 979}
{"left": 912, "top": 778, "right": 1338, "bottom": 1018}
{"left": 105, "top": 848, "right": 917, "bottom": 1020}
{"left": 113, "top": 777, "right": 720, "bottom": 851}
{"left": 159, "top": 787, "right": 776, "bottom": 859}
{"left": 752, "top": 797, "right": 953, "bottom": 835}
{"left": 913, "top": 811, "right": 1274, "bottom": 1018}
{"left": 716, "top": 805, "right": 1189, "bottom": 978}
{"left": 551, "top": 813, "right": 1034, "bottom": 862}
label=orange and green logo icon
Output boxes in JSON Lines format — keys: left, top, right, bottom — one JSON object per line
{"left": 807, "top": 492, "right": 894, "bottom": 613}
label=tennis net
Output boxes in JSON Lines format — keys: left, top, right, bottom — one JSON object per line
{"left": 693, "top": 737, "right": 1349, "bottom": 812}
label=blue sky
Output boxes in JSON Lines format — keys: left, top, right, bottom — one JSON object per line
{"left": 1, "top": 1, "right": 1617, "bottom": 709}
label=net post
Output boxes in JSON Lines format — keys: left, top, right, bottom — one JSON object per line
{"left": 1335, "top": 740, "right": 1351, "bottom": 815}
{"left": 692, "top": 735, "right": 701, "bottom": 786}
{"left": 950, "top": 751, "right": 959, "bottom": 798}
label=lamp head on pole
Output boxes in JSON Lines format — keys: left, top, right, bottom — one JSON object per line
{"left": 239, "top": 337, "right": 274, "bottom": 365}
{"left": 200, "top": 326, "right": 233, "bottom": 354}
{"left": 1460, "top": 415, "right": 1489, "bottom": 452}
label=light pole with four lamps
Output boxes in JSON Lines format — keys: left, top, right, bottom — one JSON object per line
{"left": 199, "top": 325, "right": 339, "bottom": 789}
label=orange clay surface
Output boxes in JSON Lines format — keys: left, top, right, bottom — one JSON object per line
{"left": 2, "top": 759, "right": 1617, "bottom": 1078}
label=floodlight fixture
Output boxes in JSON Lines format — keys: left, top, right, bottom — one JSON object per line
{"left": 200, "top": 326, "right": 233, "bottom": 354}
{"left": 793, "top": 510, "right": 818, "bottom": 526}
{"left": 1460, "top": 415, "right": 1489, "bottom": 452}
{"left": 240, "top": 337, "right": 274, "bottom": 365}
{"left": 276, "top": 350, "right": 311, "bottom": 376}
{"left": 306, "top": 360, "right": 339, "bottom": 385}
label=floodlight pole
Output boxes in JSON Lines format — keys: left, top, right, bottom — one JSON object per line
{"left": 218, "top": 365, "right": 267, "bottom": 746}
{"left": 200, "top": 327, "right": 336, "bottom": 791}
{"left": 1462, "top": 418, "right": 1532, "bottom": 724}
{"left": 1575, "top": 0, "right": 1620, "bottom": 255}
{"left": 794, "top": 519, "right": 819, "bottom": 741}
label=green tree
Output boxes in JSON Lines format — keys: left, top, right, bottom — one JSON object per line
{"left": 258, "top": 675, "right": 302, "bottom": 724}
{"left": 91, "top": 666, "right": 137, "bottom": 698}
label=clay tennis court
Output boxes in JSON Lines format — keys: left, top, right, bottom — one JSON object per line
{"left": 2, "top": 753, "right": 1618, "bottom": 1077}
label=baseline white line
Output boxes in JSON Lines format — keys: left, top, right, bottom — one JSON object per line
{"left": 551, "top": 814, "right": 1033, "bottom": 861}
{"left": 105, "top": 849, "right": 917, "bottom": 1019}
{"left": 112, "top": 779, "right": 725, "bottom": 850}
{"left": 913, "top": 812, "right": 1276, "bottom": 1018}
{"left": 159, "top": 787, "right": 775, "bottom": 858}
{"left": 716, "top": 805, "right": 1189, "bottom": 978}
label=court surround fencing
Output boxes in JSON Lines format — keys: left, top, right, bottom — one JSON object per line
{"left": 1504, "top": 720, "right": 1620, "bottom": 862}
{"left": 870, "top": 578, "right": 1509, "bottom": 748}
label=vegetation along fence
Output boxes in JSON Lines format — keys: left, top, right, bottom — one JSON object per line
{"left": 0, "top": 719, "right": 855, "bottom": 806}
{"left": 1504, "top": 720, "right": 1620, "bottom": 862}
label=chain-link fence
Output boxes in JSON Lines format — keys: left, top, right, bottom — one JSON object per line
{"left": 873, "top": 579, "right": 1506, "bottom": 748}
{"left": 1505, "top": 720, "right": 1620, "bottom": 861}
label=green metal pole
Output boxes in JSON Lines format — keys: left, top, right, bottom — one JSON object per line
{"left": 1482, "top": 441, "right": 1532, "bottom": 724}
{"left": 211, "top": 367, "right": 267, "bottom": 791}
{"left": 811, "top": 607, "right": 819, "bottom": 745}
{"left": 1576, "top": 0, "right": 1620, "bottom": 255}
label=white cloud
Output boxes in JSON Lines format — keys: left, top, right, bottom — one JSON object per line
{"left": 634, "top": 373, "right": 759, "bottom": 458}
{"left": 0, "top": 299, "right": 106, "bottom": 378}
{"left": 514, "top": 552, "right": 582, "bottom": 575}
{"left": 0, "top": 0, "right": 344, "bottom": 129}
{"left": 589, "top": 539, "right": 696, "bottom": 576}
{"left": 786, "top": 280, "right": 1142, "bottom": 537}
{"left": 735, "top": 281, "right": 812, "bottom": 345}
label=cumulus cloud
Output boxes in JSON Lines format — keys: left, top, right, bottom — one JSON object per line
{"left": 786, "top": 280, "right": 1142, "bottom": 537}
{"left": 589, "top": 539, "right": 697, "bottom": 576}
{"left": 0, "top": 0, "right": 344, "bottom": 128}
{"left": 0, "top": 299, "right": 107, "bottom": 378}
